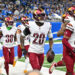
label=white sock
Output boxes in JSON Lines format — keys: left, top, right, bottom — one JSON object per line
{"left": 0, "top": 57, "right": 5, "bottom": 68}
{"left": 24, "top": 57, "right": 29, "bottom": 70}
{"left": 0, "top": 57, "right": 6, "bottom": 74}
{"left": 2, "top": 67, "right": 6, "bottom": 75}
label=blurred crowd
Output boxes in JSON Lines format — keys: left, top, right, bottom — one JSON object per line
{"left": 0, "top": 0, "right": 74, "bottom": 22}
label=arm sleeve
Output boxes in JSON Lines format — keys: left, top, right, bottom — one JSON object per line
{"left": 23, "top": 27, "right": 31, "bottom": 36}
{"left": 66, "top": 23, "right": 74, "bottom": 32}
{"left": 62, "top": 29, "right": 74, "bottom": 51}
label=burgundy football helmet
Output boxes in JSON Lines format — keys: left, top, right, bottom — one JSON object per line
{"left": 21, "top": 16, "right": 29, "bottom": 25}
{"left": 33, "top": 8, "right": 46, "bottom": 23}
{"left": 68, "top": 6, "right": 75, "bottom": 17}
{"left": 5, "top": 17, "right": 14, "bottom": 27}
{"left": 5, "top": 17, "right": 9, "bottom": 25}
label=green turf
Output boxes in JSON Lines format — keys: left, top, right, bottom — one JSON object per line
{"left": 43, "top": 54, "right": 67, "bottom": 72}
{"left": 18, "top": 54, "right": 67, "bottom": 72}
{"left": 18, "top": 57, "right": 25, "bottom": 62}
{"left": 53, "top": 40, "right": 62, "bottom": 42}
{"left": 45, "top": 40, "right": 62, "bottom": 43}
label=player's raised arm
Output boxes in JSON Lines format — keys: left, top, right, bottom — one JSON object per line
{"left": 57, "top": 14, "right": 69, "bottom": 37}
{"left": 62, "top": 21, "right": 75, "bottom": 52}
{"left": 57, "top": 23, "right": 66, "bottom": 37}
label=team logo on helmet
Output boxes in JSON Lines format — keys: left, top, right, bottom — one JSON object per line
{"left": 5, "top": 17, "right": 14, "bottom": 27}
{"left": 21, "top": 16, "right": 29, "bottom": 25}
{"left": 33, "top": 9, "right": 46, "bottom": 23}
{"left": 68, "top": 6, "right": 75, "bottom": 17}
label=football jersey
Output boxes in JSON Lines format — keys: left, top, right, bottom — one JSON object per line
{"left": 17, "top": 24, "right": 30, "bottom": 45}
{"left": 64, "top": 14, "right": 74, "bottom": 22}
{"left": 66, "top": 21, "right": 75, "bottom": 47}
{"left": 0, "top": 23, "right": 17, "bottom": 48}
{"left": 28, "top": 21, "right": 53, "bottom": 54}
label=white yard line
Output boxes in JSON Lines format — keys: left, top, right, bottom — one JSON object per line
{"left": 45, "top": 42, "right": 62, "bottom": 44}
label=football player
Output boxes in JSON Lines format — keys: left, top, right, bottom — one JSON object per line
{"left": 49, "top": 14, "right": 67, "bottom": 74}
{"left": 49, "top": 6, "right": 75, "bottom": 74}
{"left": 0, "top": 17, "right": 17, "bottom": 75}
{"left": 23, "top": 8, "right": 53, "bottom": 70}
{"left": 13, "top": 16, "right": 30, "bottom": 73}
{"left": 57, "top": 6, "right": 75, "bottom": 37}
{"left": 62, "top": 20, "right": 75, "bottom": 75}
{"left": 62, "top": 7, "right": 75, "bottom": 75}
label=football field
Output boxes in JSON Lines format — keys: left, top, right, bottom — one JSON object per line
{"left": 19, "top": 54, "right": 67, "bottom": 72}
{"left": 9, "top": 60, "right": 66, "bottom": 75}
{"left": 0, "top": 42, "right": 72, "bottom": 75}
{"left": 0, "top": 55, "right": 66, "bottom": 75}
{"left": 8, "top": 54, "right": 66, "bottom": 75}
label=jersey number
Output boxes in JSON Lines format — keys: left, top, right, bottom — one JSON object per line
{"left": 6, "top": 35, "right": 14, "bottom": 43}
{"left": 33, "top": 33, "right": 45, "bottom": 44}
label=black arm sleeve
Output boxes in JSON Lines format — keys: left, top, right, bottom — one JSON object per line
{"left": 23, "top": 27, "right": 31, "bottom": 36}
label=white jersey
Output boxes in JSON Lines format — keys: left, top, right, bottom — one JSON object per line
{"left": 28, "top": 21, "right": 53, "bottom": 54}
{"left": 0, "top": 23, "right": 17, "bottom": 48}
{"left": 64, "top": 15, "right": 74, "bottom": 22}
{"left": 17, "top": 24, "right": 30, "bottom": 45}
{"left": 66, "top": 21, "right": 75, "bottom": 47}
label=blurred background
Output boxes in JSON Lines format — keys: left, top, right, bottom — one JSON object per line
{"left": 0, "top": 0, "right": 74, "bottom": 22}
{"left": 0, "top": 0, "right": 74, "bottom": 56}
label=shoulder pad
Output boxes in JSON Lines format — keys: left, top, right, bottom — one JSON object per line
{"left": 66, "top": 23, "right": 74, "bottom": 32}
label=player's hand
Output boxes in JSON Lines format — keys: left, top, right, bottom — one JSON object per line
{"left": 22, "top": 49, "right": 28, "bottom": 55}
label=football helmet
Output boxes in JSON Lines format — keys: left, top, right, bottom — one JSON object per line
{"left": 8, "top": 17, "right": 14, "bottom": 26}
{"left": 67, "top": 6, "right": 75, "bottom": 17}
{"left": 5, "top": 17, "right": 14, "bottom": 30}
{"left": 5, "top": 17, "right": 9, "bottom": 25}
{"left": 21, "top": 16, "right": 29, "bottom": 25}
{"left": 33, "top": 8, "right": 46, "bottom": 23}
